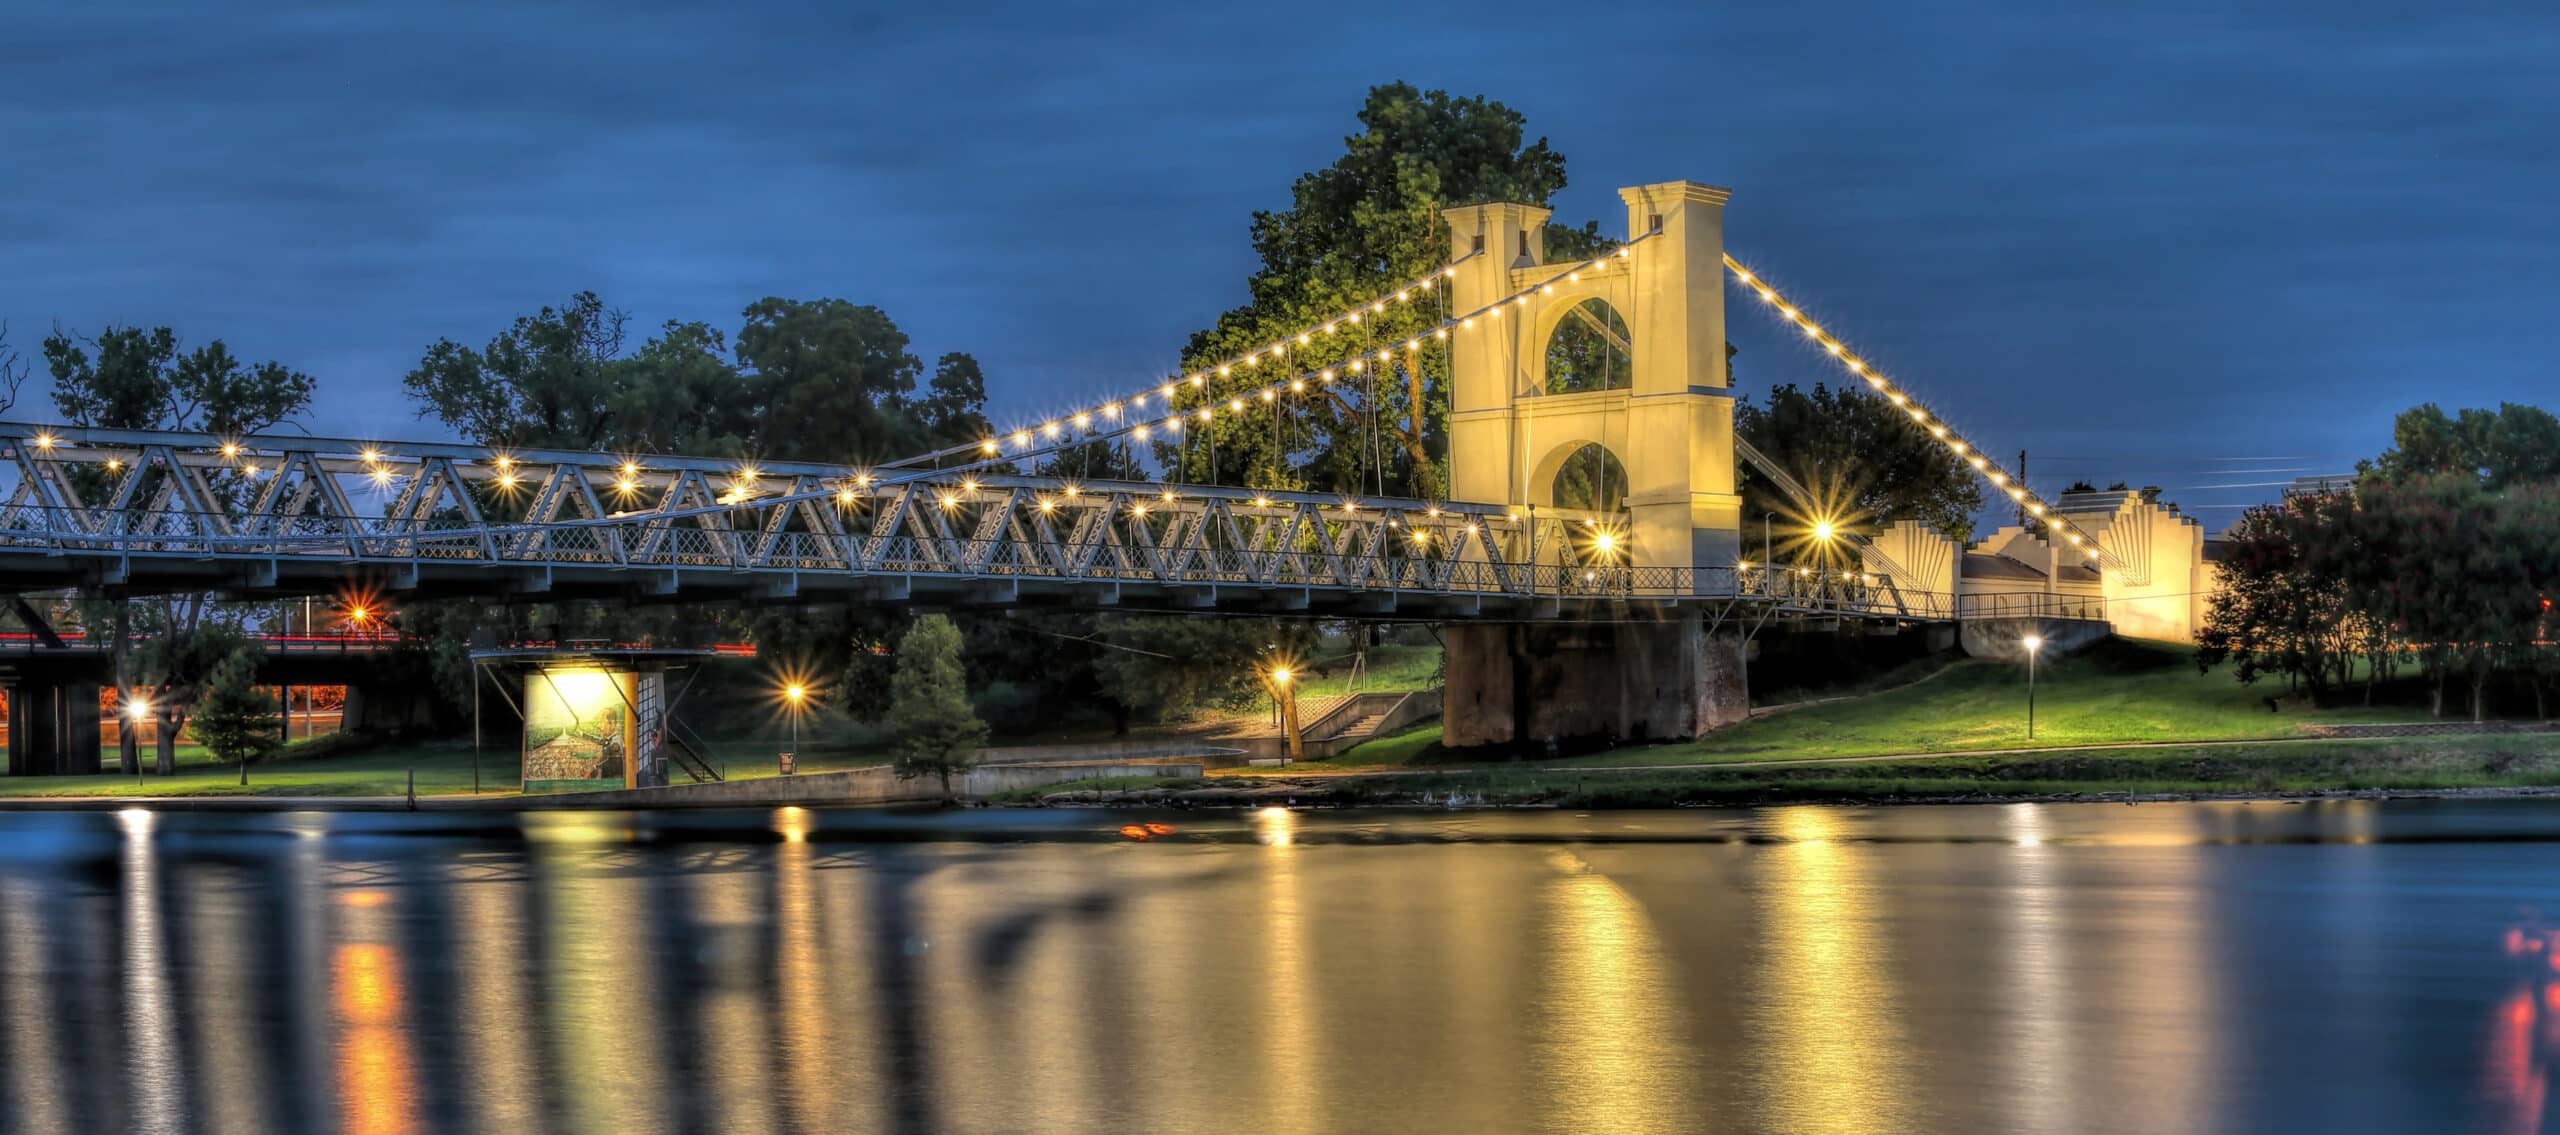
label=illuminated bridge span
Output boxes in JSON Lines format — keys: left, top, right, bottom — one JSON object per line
{"left": 0, "top": 424, "right": 1978, "bottom": 623}
{"left": 0, "top": 176, "right": 2205, "bottom": 750}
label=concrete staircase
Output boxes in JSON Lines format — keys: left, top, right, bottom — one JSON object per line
{"left": 1223, "top": 689, "right": 1440, "bottom": 764}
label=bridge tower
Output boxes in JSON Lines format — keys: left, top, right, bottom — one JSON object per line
{"left": 1435, "top": 182, "right": 1751, "bottom": 751}
{"left": 1441, "top": 180, "right": 1743, "bottom": 577}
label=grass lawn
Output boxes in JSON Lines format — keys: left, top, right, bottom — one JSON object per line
{"left": 1287, "top": 641, "right": 1443, "bottom": 700}
{"left": 1613, "top": 638, "right": 2423, "bottom": 764}
{"left": 0, "top": 732, "right": 890, "bottom": 798}
{"left": 1300, "top": 638, "right": 2491, "bottom": 773}
{"left": 0, "top": 736, "right": 519, "bottom": 798}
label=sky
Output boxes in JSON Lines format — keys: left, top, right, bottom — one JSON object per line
{"left": 4, "top": 0, "right": 2554, "bottom": 523}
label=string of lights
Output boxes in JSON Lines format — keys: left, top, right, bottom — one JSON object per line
{"left": 882, "top": 237, "right": 1660, "bottom": 510}
{"left": 882, "top": 255, "right": 1484, "bottom": 471}
{"left": 900, "top": 233, "right": 1662, "bottom": 473}
{"left": 1720, "top": 254, "right": 2122, "bottom": 569}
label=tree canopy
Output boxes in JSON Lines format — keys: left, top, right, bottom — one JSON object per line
{"left": 404, "top": 292, "right": 989, "bottom": 463}
{"left": 2365, "top": 402, "right": 2560, "bottom": 489}
{"left": 44, "top": 324, "right": 316, "bottom": 436}
{"left": 887, "top": 614, "right": 988, "bottom": 797}
{"left": 1736, "top": 382, "right": 1987, "bottom": 544}
{"left": 1159, "top": 82, "right": 1607, "bottom": 498}
{"left": 2201, "top": 401, "right": 2560, "bottom": 718}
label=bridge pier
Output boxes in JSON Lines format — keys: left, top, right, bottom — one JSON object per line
{"left": 4, "top": 680, "right": 103, "bottom": 776}
{"left": 1441, "top": 612, "right": 1746, "bottom": 752}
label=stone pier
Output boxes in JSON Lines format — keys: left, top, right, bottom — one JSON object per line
{"left": 1441, "top": 612, "right": 1747, "bottom": 751}
{"left": 4, "top": 680, "right": 103, "bottom": 776}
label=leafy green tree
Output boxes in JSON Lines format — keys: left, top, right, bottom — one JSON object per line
{"left": 403, "top": 292, "right": 631, "bottom": 449}
{"left": 2367, "top": 403, "right": 2560, "bottom": 489}
{"left": 2352, "top": 475, "right": 2516, "bottom": 718}
{"left": 1736, "top": 383, "right": 1986, "bottom": 544}
{"left": 2195, "top": 497, "right": 2356, "bottom": 700}
{"left": 191, "top": 649, "right": 281, "bottom": 785}
{"left": 887, "top": 614, "right": 987, "bottom": 798}
{"left": 1089, "top": 617, "right": 1275, "bottom": 725}
{"left": 43, "top": 324, "right": 316, "bottom": 772}
{"left": 1161, "top": 82, "right": 1604, "bottom": 498}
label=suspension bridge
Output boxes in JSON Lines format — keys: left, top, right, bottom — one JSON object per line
{"left": 0, "top": 179, "right": 2212, "bottom": 750}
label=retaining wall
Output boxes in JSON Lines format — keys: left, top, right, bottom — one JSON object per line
{"left": 507, "top": 758, "right": 1202, "bottom": 810}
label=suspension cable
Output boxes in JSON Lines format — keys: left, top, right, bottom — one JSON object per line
{"left": 1723, "top": 254, "right": 2125, "bottom": 570}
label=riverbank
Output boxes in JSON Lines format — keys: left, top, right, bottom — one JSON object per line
{"left": 1015, "top": 734, "right": 2560, "bottom": 809}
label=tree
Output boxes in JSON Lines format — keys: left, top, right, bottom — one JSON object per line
{"left": 0, "top": 321, "right": 30, "bottom": 415}
{"left": 44, "top": 324, "right": 316, "bottom": 772}
{"left": 1160, "top": 82, "right": 1604, "bottom": 498}
{"left": 2367, "top": 403, "right": 2560, "bottom": 489}
{"left": 1088, "top": 617, "right": 1275, "bottom": 725}
{"left": 2195, "top": 497, "right": 2356, "bottom": 701}
{"left": 45, "top": 325, "right": 314, "bottom": 437}
{"left": 886, "top": 615, "right": 987, "bottom": 799}
{"left": 402, "top": 292, "right": 631, "bottom": 449}
{"left": 1736, "top": 383, "right": 1986, "bottom": 544}
{"left": 191, "top": 648, "right": 281, "bottom": 785}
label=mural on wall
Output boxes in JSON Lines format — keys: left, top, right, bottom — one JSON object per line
{"left": 520, "top": 668, "right": 668, "bottom": 790}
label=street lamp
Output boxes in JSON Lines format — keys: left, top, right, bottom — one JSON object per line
{"left": 781, "top": 683, "right": 807, "bottom": 775}
{"left": 1268, "top": 665, "right": 1303, "bottom": 765}
{"left": 2022, "top": 634, "right": 2044, "bottom": 740}
{"left": 125, "top": 697, "right": 150, "bottom": 785}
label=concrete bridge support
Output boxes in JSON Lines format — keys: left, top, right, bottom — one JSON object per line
{"left": 1441, "top": 613, "right": 1747, "bottom": 751}
{"left": 5, "top": 680, "right": 102, "bottom": 776}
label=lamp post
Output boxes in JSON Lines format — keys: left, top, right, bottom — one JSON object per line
{"left": 1762, "top": 512, "right": 1775, "bottom": 570}
{"left": 2023, "top": 634, "right": 2044, "bottom": 740}
{"left": 782, "top": 683, "right": 806, "bottom": 774}
{"left": 1270, "top": 666, "right": 1303, "bottom": 765}
{"left": 125, "top": 698, "right": 149, "bottom": 787}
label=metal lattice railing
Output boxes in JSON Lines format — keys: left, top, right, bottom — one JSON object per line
{"left": 0, "top": 422, "right": 2020, "bottom": 622}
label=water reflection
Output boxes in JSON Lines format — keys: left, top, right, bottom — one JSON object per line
{"left": 1539, "top": 847, "right": 1693, "bottom": 1131}
{"left": 0, "top": 802, "right": 2550, "bottom": 1133}
{"left": 1751, "top": 806, "right": 1911, "bottom": 1135}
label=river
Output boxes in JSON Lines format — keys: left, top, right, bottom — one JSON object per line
{"left": 0, "top": 800, "right": 2552, "bottom": 1133}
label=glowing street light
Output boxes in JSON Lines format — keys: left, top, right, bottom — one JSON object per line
{"left": 780, "top": 681, "right": 809, "bottom": 774}
{"left": 1265, "top": 663, "right": 1303, "bottom": 764}
{"left": 2022, "top": 634, "right": 2044, "bottom": 740}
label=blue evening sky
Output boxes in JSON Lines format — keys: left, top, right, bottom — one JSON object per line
{"left": 3, "top": 1, "right": 2552, "bottom": 519}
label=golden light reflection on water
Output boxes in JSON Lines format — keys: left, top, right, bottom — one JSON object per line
{"left": 1752, "top": 806, "right": 1911, "bottom": 1135}
{"left": 772, "top": 821, "right": 838, "bottom": 1131}
{"left": 331, "top": 932, "right": 417, "bottom": 1135}
{"left": 1538, "top": 847, "right": 1690, "bottom": 1132}
{"left": 1260, "top": 811, "right": 1318, "bottom": 1134}
{"left": 2002, "top": 805, "right": 2071, "bottom": 1134}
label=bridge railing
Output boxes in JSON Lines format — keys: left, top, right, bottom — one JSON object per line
{"left": 1953, "top": 592, "right": 2110, "bottom": 621}
{"left": 0, "top": 497, "right": 1966, "bottom": 621}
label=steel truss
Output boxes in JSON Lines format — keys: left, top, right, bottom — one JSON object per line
{"left": 0, "top": 423, "right": 1981, "bottom": 622}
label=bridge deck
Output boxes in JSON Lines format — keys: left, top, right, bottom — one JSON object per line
{"left": 0, "top": 423, "right": 2107, "bottom": 625}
